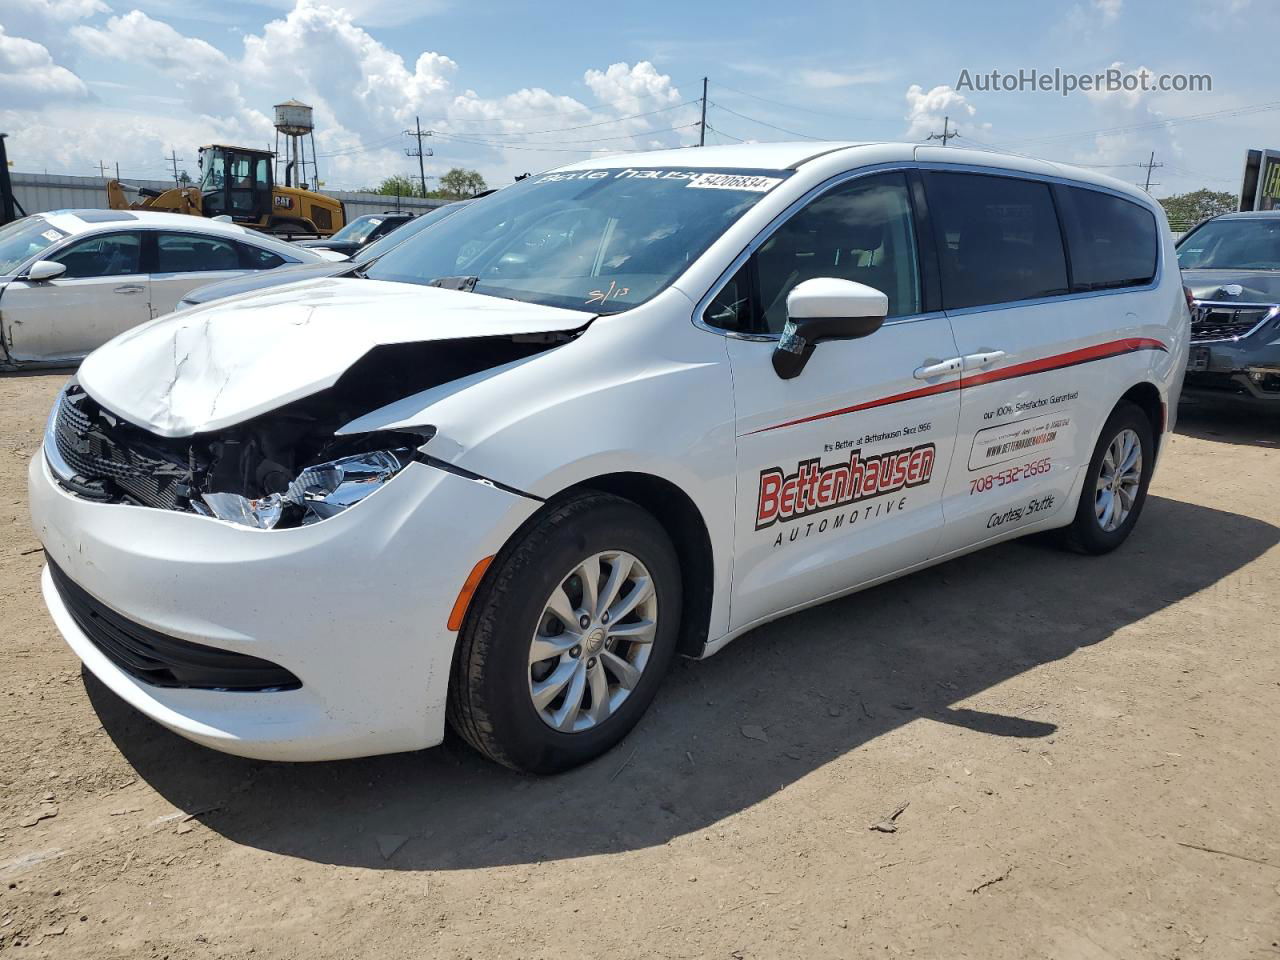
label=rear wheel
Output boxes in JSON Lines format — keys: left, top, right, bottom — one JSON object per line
{"left": 447, "top": 492, "right": 681, "bottom": 773}
{"left": 1062, "top": 400, "right": 1154, "bottom": 554}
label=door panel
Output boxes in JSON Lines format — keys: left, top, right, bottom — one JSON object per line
{"left": 716, "top": 170, "right": 961, "bottom": 630}
{"left": 921, "top": 171, "right": 1105, "bottom": 552}
{"left": 149, "top": 232, "right": 251, "bottom": 317}
{"left": 729, "top": 319, "right": 961, "bottom": 629}
{"left": 2, "top": 231, "right": 150, "bottom": 362}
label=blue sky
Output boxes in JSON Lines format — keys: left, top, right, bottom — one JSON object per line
{"left": 2, "top": 0, "right": 1273, "bottom": 196}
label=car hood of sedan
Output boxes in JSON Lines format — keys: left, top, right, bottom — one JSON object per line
{"left": 1182, "top": 269, "right": 1280, "bottom": 304}
{"left": 77, "top": 277, "right": 595, "bottom": 438}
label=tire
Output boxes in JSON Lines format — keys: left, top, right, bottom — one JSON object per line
{"left": 270, "top": 221, "right": 309, "bottom": 238}
{"left": 1061, "top": 400, "right": 1155, "bottom": 555}
{"left": 447, "top": 491, "right": 682, "bottom": 773}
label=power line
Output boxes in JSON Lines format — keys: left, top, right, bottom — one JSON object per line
{"left": 440, "top": 101, "right": 697, "bottom": 137}
{"left": 404, "top": 116, "right": 432, "bottom": 197}
{"left": 432, "top": 123, "right": 698, "bottom": 149}
{"left": 926, "top": 116, "right": 958, "bottom": 146}
{"left": 165, "top": 148, "right": 183, "bottom": 188}
{"left": 709, "top": 79, "right": 884, "bottom": 123}
{"left": 988, "top": 98, "right": 1280, "bottom": 148}
{"left": 706, "top": 101, "right": 822, "bottom": 140}
{"left": 705, "top": 123, "right": 746, "bottom": 143}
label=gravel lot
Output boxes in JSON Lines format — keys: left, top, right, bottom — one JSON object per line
{"left": 1, "top": 371, "right": 1278, "bottom": 959}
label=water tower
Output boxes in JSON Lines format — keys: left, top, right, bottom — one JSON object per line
{"left": 274, "top": 99, "right": 319, "bottom": 190}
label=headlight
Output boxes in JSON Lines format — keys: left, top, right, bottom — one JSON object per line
{"left": 200, "top": 447, "right": 414, "bottom": 529}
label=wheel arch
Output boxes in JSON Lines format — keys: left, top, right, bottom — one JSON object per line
{"left": 1119, "top": 381, "right": 1165, "bottom": 459}
{"left": 559, "top": 471, "right": 716, "bottom": 659}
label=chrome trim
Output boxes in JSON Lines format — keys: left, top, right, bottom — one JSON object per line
{"left": 1189, "top": 302, "right": 1279, "bottom": 344}
{"left": 690, "top": 159, "right": 1166, "bottom": 340}
{"left": 43, "top": 382, "right": 78, "bottom": 486}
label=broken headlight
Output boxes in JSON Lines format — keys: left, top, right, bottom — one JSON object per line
{"left": 201, "top": 448, "right": 414, "bottom": 529}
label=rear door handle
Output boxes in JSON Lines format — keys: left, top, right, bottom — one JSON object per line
{"left": 113, "top": 284, "right": 145, "bottom": 295}
{"left": 963, "top": 350, "right": 1008, "bottom": 371}
{"left": 913, "top": 357, "right": 963, "bottom": 380}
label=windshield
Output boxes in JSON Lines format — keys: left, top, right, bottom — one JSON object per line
{"left": 354, "top": 203, "right": 464, "bottom": 263}
{"left": 0, "top": 217, "right": 68, "bottom": 274}
{"left": 364, "top": 168, "right": 791, "bottom": 313}
{"left": 1177, "top": 218, "right": 1280, "bottom": 270}
{"left": 330, "top": 215, "right": 386, "bottom": 245}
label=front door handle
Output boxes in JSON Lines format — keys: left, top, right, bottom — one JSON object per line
{"left": 963, "top": 350, "right": 1008, "bottom": 371}
{"left": 113, "top": 284, "right": 145, "bottom": 295}
{"left": 913, "top": 357, "right": 963, "bottom": 380}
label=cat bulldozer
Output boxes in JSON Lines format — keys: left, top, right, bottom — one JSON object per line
{"left": 107, "top": 144, "right": 345, "bottom": 237}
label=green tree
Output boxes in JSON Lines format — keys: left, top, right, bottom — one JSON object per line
{"left": 371, "top": 174, "right": 423, "bottom": 198}
{"left": 1159, "top": 189, "right": 1236, "bottom": 230}
{"left": 438, "top": 167, "right": 487, "bottom": 199}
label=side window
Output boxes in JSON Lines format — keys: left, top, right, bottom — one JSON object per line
{"left": 1058, "top": 186, "right": 1158, "bottom": 290}
{"left": 925, "top": 172, "right": 1069, "bottom": 310}
{"left": 702, "top": 172, "right": 922, "bottom": 335}
{"left": 156, "top": 233, "right": 242, "bottom": 273}
{"left": 238, "top": 242, "right": 286, "bottom": 270}
{"left": 50, "top": 232, "right": 141, "bottom": 279}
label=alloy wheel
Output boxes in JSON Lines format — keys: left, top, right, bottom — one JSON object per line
{"left": 527, "top": 551, "right": 658, "bottom": 733}
{"left": 1095, "top": 427, "right": 1143, "bottom": 533}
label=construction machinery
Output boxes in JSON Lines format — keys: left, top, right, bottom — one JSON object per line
{"left": 107, "top": 144, "right": 345, "bottom": 237}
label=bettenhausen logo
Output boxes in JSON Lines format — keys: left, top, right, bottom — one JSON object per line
{"left": 755, "top": 443, "right": 936, "bottom": 530}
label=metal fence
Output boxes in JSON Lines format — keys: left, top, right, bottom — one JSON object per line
{"left": 9, "top": 172, "right": 448, "bottom": 220}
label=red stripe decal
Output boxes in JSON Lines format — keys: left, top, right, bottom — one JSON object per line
{"left": 745, "top": 337, "right": 1166, "bottom": 436}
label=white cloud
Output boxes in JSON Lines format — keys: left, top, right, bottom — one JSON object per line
{"left": 0, "top": 25, "right": 89, "bottom": 105}
{"left": 4, "top": 1, "right": 700, "bottom": 187}
{"left": 903, "top": 83, "right": 978, "bottom": 141}
{"left": 1095, "top": 0, "right": 1123, "bottom": 22}
{"left": 3, "top": 0, "right": 109, "bottom": 61}
{"left": 798, "top": 68, "right": 891, "bottom": 90}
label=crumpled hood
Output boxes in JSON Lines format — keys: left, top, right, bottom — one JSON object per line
{"left": 77, "top": 277, "right": 594, "bottom": 438}
{"left": 1182, "top": 269, "right": 1280, "bottom": 304}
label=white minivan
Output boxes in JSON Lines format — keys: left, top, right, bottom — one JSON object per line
{"left": 30, "top": 143, "right": 1189, "bottom": 772}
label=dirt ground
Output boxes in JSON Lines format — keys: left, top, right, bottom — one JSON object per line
{"left": 1, "top": 371, "right": 1278, "bottom": 960}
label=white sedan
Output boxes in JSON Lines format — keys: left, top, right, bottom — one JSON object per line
{"left": 0, "top": 210, "right": 340, "bottom": 368}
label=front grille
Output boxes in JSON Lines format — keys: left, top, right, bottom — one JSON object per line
{"left": 49, "top": 560, "right": 301, "bottom": 691}
{"left": 53, "top": 390, "right": 188, "bottom": 510}
{"left": 1190, "top": 303, "right": 1277, "bottom": 343}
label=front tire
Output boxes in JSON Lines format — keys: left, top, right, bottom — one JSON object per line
{"left": 1062, "top": 400, "right": 1154, "bottom": 555}
{"left": 447, "top": 492, "right": 681, "bottom": 773}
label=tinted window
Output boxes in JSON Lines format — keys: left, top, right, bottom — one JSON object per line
{"left": 704, "top": 172, "right": 921, "bottom": 335}
{"left": 156, "top": 233, "right": 241, "bottom": 273}
{"left": 925, "top": 172, "right": 1069, "bottom": 310}
{"left": 51, "top": 232, "right": 141, "bottom": 278}
{"left": 238, "top": 242, "right": 286, "bottom": 270}
{"left": 1059, "top": 186, "right": 1158, "bottom": 289}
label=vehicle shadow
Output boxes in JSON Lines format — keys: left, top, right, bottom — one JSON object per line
{"left": 1177, "top": 395, "right": 1280, "bottom": 448}
{"left": 86, "top": 494, "right": 1278, "bottom": 871}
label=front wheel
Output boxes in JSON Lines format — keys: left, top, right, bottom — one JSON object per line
{"left": 1061, "top": 400, "right": 1154, "bottom": 554}
{"left": 447, "top": 492, "right": 681, "bottom": 773}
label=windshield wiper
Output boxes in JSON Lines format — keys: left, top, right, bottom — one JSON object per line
{"left": 427, "top": 275, "right": 480, "bottom": 292}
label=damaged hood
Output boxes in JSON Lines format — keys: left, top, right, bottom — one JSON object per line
{"left": 1182, "top": 269, "right": 1280, "bottom": 304}
{"left": 77, "top": 277, "right": 594, "bottom": 438}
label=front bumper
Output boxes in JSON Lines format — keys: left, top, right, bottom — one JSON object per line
{"left": 29, "top": 450, "right": 538, "bottom": 761}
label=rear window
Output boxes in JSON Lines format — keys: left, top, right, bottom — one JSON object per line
{"left": 1058, "top": 186, "right": 1158, "bottom": 290}
{"left": 238, "top": 242, "right": 286, "bottom": 270}
{"left": 924, "top": 172, "right": 1070, "bottom": 310}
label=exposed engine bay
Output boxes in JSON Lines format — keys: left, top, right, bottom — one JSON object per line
{"left": 50, "top": 333, "right": 569, "bottom": 528}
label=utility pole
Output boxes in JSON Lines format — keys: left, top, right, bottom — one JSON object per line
{"left": 115, "top": 161, "right": 120, "bottom": 181}
{"left": 166, "top": 149, "right": 183, "bottom": 188}
{"left": 699, "top": 77, "right": 708, "bottom": 147}
{"left": 1141, "top": 151, "right": 1163, "bottom": 192}
{"left": 96, "top": 160, "right": 108, "bottom": 179}
{"left": 404, "top": 117, "right": 432, "bottom": 197}
{"left": 927, "top": 116, "right": 957, "bottom": 146}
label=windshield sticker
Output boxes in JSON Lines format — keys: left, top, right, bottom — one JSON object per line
{"left": 42, "top": 230, "right": 62, "bottom": 242}
{"left": 686, "top": 172, "right": 784, "bottom": 192}
{"left": 532, "top": 168, "right": 785, "bottom": 192}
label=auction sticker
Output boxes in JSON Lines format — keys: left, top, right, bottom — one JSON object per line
{"left": 968, "top": 412, "right": 1073, "bottom": 471}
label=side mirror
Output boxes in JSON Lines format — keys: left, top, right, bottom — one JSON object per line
{"left": 26, "top": 260, "right": 67, "bottom": 283}
{"left": 772, "top": 278, "right": 888, "bottom": 379}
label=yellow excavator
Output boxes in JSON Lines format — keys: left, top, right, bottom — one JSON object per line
{"left": 107, "top": 144, "right": 345, "bottom": 238}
